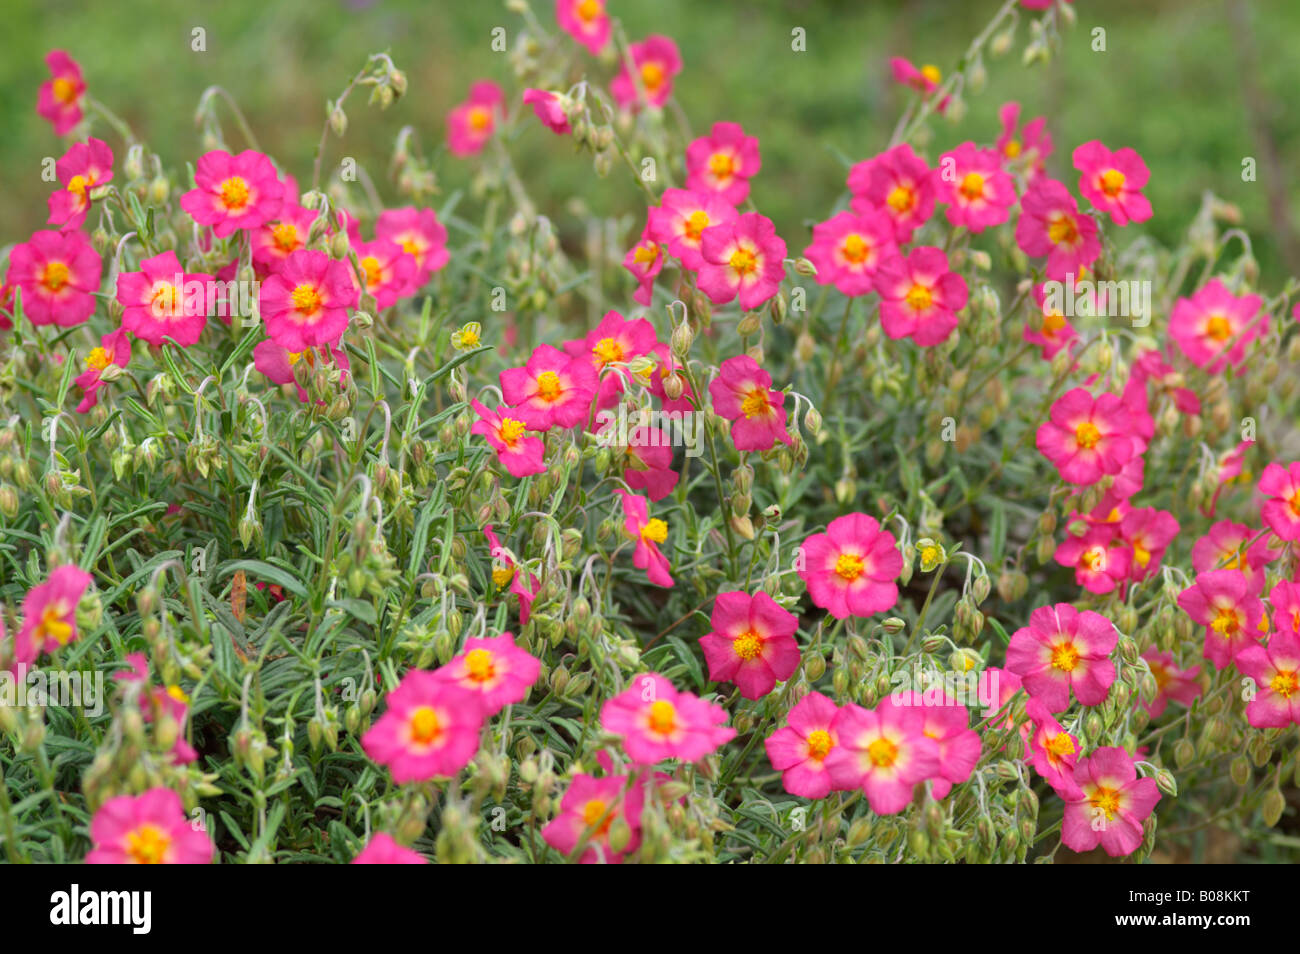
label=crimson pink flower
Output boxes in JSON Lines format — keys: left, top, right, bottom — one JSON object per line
{"left": 112, "top": 653, "right": 198, "bottom": 766}
{"left": 555, "top": 0, "right": 611, "bottom": 56}
{"left": 824, "top": 697, "right": 940, "bottom": 814}
{"left": 542, "top": 773, "right": 644, "bottom": 863}
{"left": 1236, "top": 631, "right": 1300, "bottom": 728}
{"left": 621, "top": 433, "right": 679, "bottom": 502}
{"left": 1132, "top": 348, "right": 1201, "bottom": 415}
{"left": 352, "top": 238, "right": 417, "bottom": 310}
{"left": 1024, "top": 698, "right": 1082, "bottom": 798}
{"left": 75, "top": 327, "right": 131, "bottom": 414}
{"left": 611, "top": 35, "right": 682, "bottom": 110}
{"left": 708, "top": 355, "right": 792, "bottom": 452}
{"left": 483, "top": 524, "right": 540, "bottom": 623}
{"left": 996, "top": 101, "right": 1052, "bottom": 178}
{"left": 116, "top": 250, "right": 214, "bottom": 347}
{"left": 37, "top": 50, "right": 85, "bottom": 135}
{"left": 1140, "top": 648, "right": 1201, "bottom": 719}
{"left": 1119, "top": 507, "right": 1179, "bottom": 581}
{"left": 802, "top": 209, "right": 896, "bottom": 297}
{"left": 1055, "top": 524, "right": 1131, "bottom": 595}
{"left": 890, "top": 57, "right": 941, "bottom": 95}
{"left": 250, "top": 203, "right": 318, "bottom": 275}
{"left": 1191, "top": 520, "right": 1279, "bottom": 587}
{"left": 180, "top": 149, "right": 284, "bottom": 238}
{"left": 6, "top": 228, "right": 101, "bottom": 327}
{"left": 1006, "top": 603, "right": 1118, "bottom": 712}
{"left": 685, "top": 121, "right": 761, "bottom": 206}
{"left": 522, "top": 88, "right": 572, "bottom": 135}
{"left": 599, "top": 673, "right": 734, "bottom": 765}
{"left": 469, "top": 399, "right": 546, "bottom": 477}
{"left": 1176, "top": 569, "right": 1266, "bottom": 669}
{"left": 501, "top": 344, "right": 598, "bottom": 430}
{"left": 699, "top": 591, "right": 800, "bottom": 700}
{"left": 648, "top": 188, "right": 738, "bottom": 271}
{"left": 1168, "top": 279, "right": 1266, "bottom": 373}
{"left": 875, "top": 246, "right": 969, "bottom": 346}
{"left": 1024, "top": 283, "right": 1079, "bottom": 360}
{"left": 1271, "top": 580, "right": 1300, "bottom": 636}
{"left": 375, "top": 207, "right": 450, "bottom": 285}
{"left": 447, "top": 81, "right": 505, "bottom": 157}
{"left": 260, "top": 249, "right": 357, "bottom": 352}
{"left": 1061, "top": 747, "right": 1159, "bottom": 858}
{"left": 935, "top": 142, "right": 1017, "bottom": 233}
{"left": 14, "top": 565, "right": 93, "bottom": 665}
{"left": 433, "top": 632, "right": 541, "bottom": 717}
{"left": 253, "top": 339, "right": 349, "bottom": 404}
{"left": 617, "top": 489, "right": 673, "bottom": 588}
{"left": 1073, "top": 140, "right": 1152, "bottom": 226}
{"left": 798, "top": 513, "right": 902, "bottom": 619}
{"left": 351, "top": 832, "right": 428, "bottom": 864}
{"left": 1014, "top": 177, "right": 1100, "bottom": 280}
{"left": 47, "top": 138, "right": 112, "bottom": 229}
{"left": 765, "top": 691, "right": 841, "bottom": 798}
{"left": 86, "top": 788, "right": 213, "bottom": 864}
{"left": 893, "top": 690, "right": 981, "bottom": 799}
{"left": 1259, "top": 461, "right": 1300, "bottom": 542}
{"left": 564, "top": 310, "right": 658, "bottom": 411}
{"left": 698, "top": 212, "right": 786, "bottom": 311}
{"left": 361, "top": 670, "right": 484, "bottom": 783}
{"left": 851, "top": 144, "right": 936, "bottom": 244}
{"left": 1036, "top": 387, "right": 1138, "bottom": 485}
{"left": 622, "top": 228, "right": 664, "bottom": 306}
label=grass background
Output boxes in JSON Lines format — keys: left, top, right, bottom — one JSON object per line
{"left": 5, "top": 0, "right": 1300, "bottom": 282}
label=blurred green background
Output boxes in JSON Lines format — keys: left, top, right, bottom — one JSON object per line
{"left": 5, "top": 0, "right": 1299, "bottom": 280}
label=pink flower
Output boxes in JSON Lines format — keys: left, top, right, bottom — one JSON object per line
{"left": 434, "top": 632, "right": 541, "bottom": 717}
{"left": 113, "top": 654, "right": 197, "bottom": 766}
{"left": 765, "top": 692, "right": 841, "bottom": 798}
{"left": 935, "top": 142, "right": 1017, "bottom": 233}
{"left": 893, "top": 691, "right": 981, "bottom": 799}
{"left": 617, "top": 489, "right": 673, "bottom": 588}
{"left": 352, "top": 238, "right": 417, "bottom": 310}
{"left": 622, "top": 228, "right": 664, "bottom": 306}
{"left": 522, "top": 89, "right": 571, "bottom": 135}
{"left": 361, "top": 670, "right": 484, "bottom": 783}
{"left": 1168, "top": 279, "right": 1266, "bottom": 373}
{"left": 86, "top": 788, "right": 213, "bottom": 864}
{"left": 351, "top": 832, "right": 428, "bottom": 864}
{"left": 483, "top": 525, "right": 540, "bottom": 623}
{"left": 1236, "top": 631, "right": 1300, "bottom": 727}
{"left": 116, "top": 251, "right": 214, "bottom": 347}
{"left": 621, "top": 432, "right": 680, "bottom": 502}
{"left": 698, "top": 212, "right": 787, "bottom": 311}
{"left": 75, "top": 327, "right": 131, "bottom": 414}
{"left": 648, "top": 188, "right": 738, "bottom": 271}
{"left": 1192, "top": 520, "right": 1279, "bottom": 588}
{"left": 1132, "top": 348, "right": 1201, "bottom": 415}
{"left": 890, "top": 57, "right": 942, "bottom": 95}
{"left": 708, "top": 355, "right": 792, "bottom": 451}
{"left": 685, "top": 122, "right": 761, "bottom": 206}
{"left": 1140, "top": 648, "right": 1201, "bottom": 719}
{"left": 564, "top": 310, "right": 658, "bottom": 411}
{"left": 1006, "top": 603, "right": 1118, "bottom": 712}
{"left": 1061, "top": 747, "right": 1159, "bottom": 858}
{"left": 1176, "top": 569, "right": 1266, "bottom": 669}
{"left": 1259, "top": 461, "right": 1300, "bottom": 542}
{"left": 47, "top": 138, "right": 113, "bottom": 229}
{"left": 259, "top": 249, "right": 357, "bottom": 352}
{"left": 1271, "top": 580, "right": 1300, "bottom": 636}
{"left": 37, "top": 51, "right": 85, "bottom": 136}
{"left": 1054, "top": 524, "right": 1132, "bottom": 595}
{"left": 1036, "top": 387, "right": 1138, "bottom": 485}
{"left": 798, "top": 513, "right": 902, "bottom": 619}
{"left": 996, "top": 101, "right": 1052, "bottom": 178}
{"left": 180, "top": 150, "right": 284, "bottom": 238}
{"left": 699, "top": 591, "right": 799, "bottom": 700}
{"left": 611, "top": 35, "right": 682, "bottom": 110}
{"left": 1024, "top": 699, "right": 1082, "bottom": 798}
{"left": 1024, "top": 284, "right": 1079, "bottom": 359}
{"left": 5, "top": 228, "right": 102, "bottom": 327}
{"left": 1073, "top": 140, "right": 1152, "bottom": 226}
{"left": 250, "top": 203, "right": 319, "bottom": 275}
{"left": 542, "top": 773, "right": 644, "bottom": 863}
{"left": 851, "top": 144, "right": 936, "bottom": 244}
{"left": 501, "top": 344, "right": 598, "bottom": 430}
{"left": 252, "top": 339, "right": 349, "bottom": 404}
{"left": 802, "top": 209, "right": 896, "bottom": 297}
{"left": 469, "top": 399, "right": 546, "bottom": 477}
{"left": 1119, "top": 507, "right": 1180, "bottom": 581}
{"left": 14, "top": 565, "right": 93, "bottom": 664}
{"left": 1014, "top": 178, "right": 1100, "bottom": 280}
{"left": 824, "top": 697, "right": 941, "bottom": 814}
{"left": 555, "top": 0, "right": 611, "bottom": 56}
{"left": 600, "top": 673, "right": 735, "bottom": 764}
{"left": 375, "top": 207, "right": 450, "bottom": 285}
{"left": 447, "top": 81, "right": 505, "bottom": 157}
{"left": 875, "top": 246, "right": 969, "bottom": 346}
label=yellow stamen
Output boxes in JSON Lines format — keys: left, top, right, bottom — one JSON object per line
{"left": 867, "top": 737, "right": 899, "bottom": 768}
{"left": 905, "top": 283, "right": 933, "bottom": 312}
{"left": 125, "top": 824, "right": 170, "bottom": 864}
{"left": 409, "top": 706, "right": 441, "bottom": 745}
{"left": 291, "top": 284, "right": 323, "bottom": 316}
{"left": 732, "top": 630, "right": 763, "bottom": 661}
{"left": 1075, "top": 421, "right": 1101, "bottom": 449}
{"left": 648, "top": 699, "right": 676, "bottom": 734}
{"left": 218, "top": 176, "right": 251, "bottom": 211}
{"left": 834, "top": 552, "right": 865, "bottom": 582}
{"left": 1050, "top": 641, "right": 1080, "bottom": 673}
{"left": 640, "top": 518, "right": 668, "bottom": 544}
{"left": 959, "top": 171, "right": 985, "bottom": 201}
{"left": 535, "top": 370, "right": 563, "bottom": 402}
{"left": 729, "top": 247, "right": 758, "bottom": 276}
{"left": 42, "top": 262, "right": 71, "bottom": 293}
{"left": 498, "top": 417, "right": 527, "bottom": 447}
{"left": 463, "top": 648, "right": 496, "bottom": 683}
{"left": 1099, "top": 169, "right": 1126, "bottom": 198}
{"left": 740, "top": 387, "right": 769, "bottom": 418}
{"left": 841, "top": 233, "right": 870, "bottom": 265}
{"left": 806, "top": 729, "right": 833, "bottom": 761}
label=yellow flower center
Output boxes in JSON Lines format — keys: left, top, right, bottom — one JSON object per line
{"left": 1080, "top": 547, "right": 1105, "bottom": 572}
{"left": 841, "top": 233, "right": 870, "bottom": 265}
{"left": 806, "top": 729, "right": 834, "bottom": 761}
{"left": 1089, "top": 786, "right": 1121, "bottom": 821}
{"left": 150, "top": 283, "right": 180, "bottom": 317}
{"left": 684, "top": 210, "right": 710, "bottom": 241}
{"left": 468, "top": 106, "right": 493, "bottom": 132}
{"left": 905, "top": 283, "right": 933, "bottom": 312}
{"left": 648, "top": 699, "right": 677, "bottom": 734}
{"left": 582, "top": 799, "right": 613, "bottom": 834}
{"left": 1074, "top": 421, "right": 1101, "bottom": 449}
{"left": 920, "top": 64, "right": 942, "bottom": 86}
{"left": 640, "top": 62, "right": 665, "bottom": 92}
{"left": 361, "top": 256, "right": 383, "bottom": 289}
{"left": 577, "top": 0, "right": 602, "bottom": 22}
{"left": 218, "top": 176, "right": 251, "bottom": 211}
{"left": 1004, "top": 139, "right": 1022, "bottom": 159}
{"left": 68, "top": 173, "right": 93, "bottom": 198}
{"left": 1290, "top": 490, "right": 1300, "bottom": 517}
{"left": 498, "top": 417, "right": 527, "bottom": 447}
{"left": 535, "top": 370, "right": 563, "bottom": 402}
{"left": 1099, "top": 169, "right": 1126, "bottom": 198}
{"left": 959, "top": 171, "right": 986, "bottom": 201}
{"left": 291, "top": 284, "right": 323, "bottom": 316}
{"left": 1050, "top": 640, "right": 1080, "bottom": 673}
{"left": 52, "top": 77, "right": 79, "bottom": 105}
{"left": 867, "top": 737, "right": 899, "bottom": 768}
{"left": 85, "top": 346, "right": 112, "bottom": 371}
{"left": 732, "top": 630, "right": 763, "bottom": 661}
{"left": 1042, "top": 311, "right": 1067, "bottom": 337}
{"left": 709, "top": 151, "right": 736, "bottom": 181}
{"left": 41, "top": 261, "right": 71, "bottom": 292}
{"left": 166, "top": 685, "right": 189, "bottom": 704}
{"left": 492, "top": 566, "right": 515, "bottom": 588}
{"left": 409, "top": 706, "right": 442, "bottom": 745}
{"left": 1047, "top": 212, "right": 1079, "bottom": 247}
{"left": 640, "top": 518, "right": 668, "bottom": 544}
{"left": 401, "top": 238, "right": 423, "bottom": 258}
{"left": 740, "top": 387, "right": 769, "bottom": 418}
{"left": 1205, "top": 314, "right": 1232, "bottom": 342}
{"left": 125, "top": 824, "right": 170, "bottom": 864}
{"left": 729, "top": 247, "right": 758, "bottom": 276}
{"left": 463, "top": 648, "right": 496, "bottom": 683}
{"left": 834, "top": 552, "right": 865, "bottom": 582}
{"left": 1044, "top": 731, "right": 1075, "bottom": 759}
{"left": 1210, "top": 607, "right": 1241, "bottom": 637}
{"left": 1270, "top": 669, "right": 1299, "bottom": 698}
{"left": 271, "top": 223, "right": 300, "bottom": 253}
{"left": 592, "top": 337, "right": 624, "bottom": 367}
{"left": 36, "top": 604, "right": 73, "bottom": 646}
{"left": 886, "top": 185, "right": 916, "bottom": 214}
{"left": 632, "top": 243, "right": 658, "bottom": 266}
{"left": 1133, "top": 541, "right": 1151, "bottom": 568}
